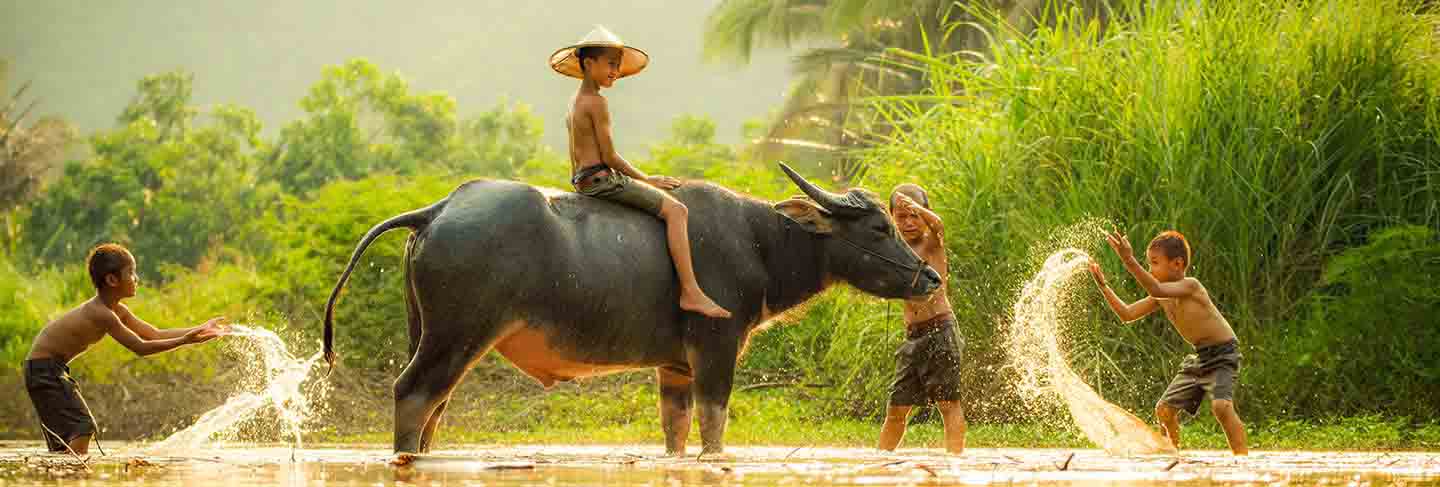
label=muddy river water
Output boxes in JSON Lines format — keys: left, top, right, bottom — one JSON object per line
{"left": 2, "top": 443, "right": 1437, "bottom": 486}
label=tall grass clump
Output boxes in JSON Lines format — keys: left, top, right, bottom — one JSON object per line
{"left": 844, "top": 0, "right": 1440, "bottom": 422}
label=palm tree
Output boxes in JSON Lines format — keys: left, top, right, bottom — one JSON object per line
{"left": 704, "top": 0, "right": 1109, "bottom": 180}
{"left": 1, "top": 60, "right": 77, "bottom": 240}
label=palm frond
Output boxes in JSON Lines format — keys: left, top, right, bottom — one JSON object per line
{"left": 1, "top": 63, "right": 77, "bottom": 212}
{"left": 703, "top": 0, "right": 832, "bottom": 63}
{"left": 710, "top": 0, "right": 1111, "bottom": 179}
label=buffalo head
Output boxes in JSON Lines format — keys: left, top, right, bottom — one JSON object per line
{"left": 773, "top": 163, "right": 942, "bottom": 299}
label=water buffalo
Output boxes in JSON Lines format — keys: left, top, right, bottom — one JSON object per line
{"left": 323, "top": 163, "right": 941, "bottom": 456}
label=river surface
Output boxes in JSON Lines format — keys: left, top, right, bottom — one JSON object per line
{"left": 3, "top": 442, "right": 1437, "bottom": 486}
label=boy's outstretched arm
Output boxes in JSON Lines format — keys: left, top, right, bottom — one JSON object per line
{"left": 1105, "top": 230, "right": 1199, "bottom": 298}
{"left": 588, "top": 97, "right": 680, "bottom": 190}
{"left": 1088, "top": 262, "right": 1159, "bottom": 322}
{"left": 104, "top": 311, "right": 222, "bottom": 356}
{"left": 116, "top": 303, "right": 228, "bottom": 339}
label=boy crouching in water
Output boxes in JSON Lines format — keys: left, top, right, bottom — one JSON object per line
{"left": 1088, "top": 230, "right": 1249, "bottom": 455}
{"left": 23, "top": 243, "right": 229, "bottom": 454}
{"left": 877, "top": 184, "right": 966, "bottom": 454}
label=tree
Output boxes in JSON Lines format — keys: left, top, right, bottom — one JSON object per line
{"left": 117, "top": 71, "right": 197, "bottom": 142}
{"left": 643, "top": 115, "right": 737, "bottom": 179}
{"left": 23, "top": 70, "right": 273, "bottom": 277}
{"left": 1, "top": 60, "right": 78, "bottom": 239}
{"left": 452, "top": 100, "right": 559, "bottom": 180}
{"left": 703, "top": 0, "right": 1110, "bottom": 180}
{"left": 638, "top": 114, "right": 792, "bottom": 199}
{"left": 267, "top": 59, "right": 459, "bottom": 194}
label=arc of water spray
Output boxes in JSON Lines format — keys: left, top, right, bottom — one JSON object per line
{"left": 1007, "top": 249, "right": 1176, "bottom": 456}
{"left": 146, "top": 325, "right": 323, "bottom": 454}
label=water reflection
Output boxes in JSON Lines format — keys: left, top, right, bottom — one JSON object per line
{"left": 2, "top": 443, "right": 1437, "bottom": 486}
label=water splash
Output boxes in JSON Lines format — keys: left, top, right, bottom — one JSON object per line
{"left": 147, "top": 325, "right": 322, "bottom": 452}
{"left": 1006, "top": 249, "right": 1176, "bottom": 456}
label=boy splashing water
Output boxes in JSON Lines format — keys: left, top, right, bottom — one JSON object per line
{"left": 549, "top": 26, "right": 730, "bottom": 318}
{"left": 24, "top": 243, "right": 230, "bottom": 454}
{"left": 1088, "top": 230, "right": 1249, "bottom": 455}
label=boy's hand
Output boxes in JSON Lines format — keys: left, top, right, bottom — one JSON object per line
{"left": 187, "top": 317, "right": 230, "bottom": 343}
{"left": 1088, "top": 262, "right": 1108, "bottom": 287}
{"left": 895, "top": 194, "right": 919, "bottom": 214}
{"left": 647, "top": 175, "right": 681, "bottom": 190}
{"left": 183, "top": 327, "right": 213, "bottom": 344}
{"left": 1105, "top": 230, "right": 1133, "bottom": 258}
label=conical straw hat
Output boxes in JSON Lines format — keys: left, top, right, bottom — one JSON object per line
{"left": 549, "top": 25, "right": 650, "bottom": 79}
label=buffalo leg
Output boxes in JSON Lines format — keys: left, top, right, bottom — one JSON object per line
{"left": 688, "top": 340, "right": 739, "bottom": 456}
{"left": 393, "top": 327, "right": 498, "bottom": 454}
{"left": 404, "top": 239, "right": 452, "bottom": 452}
{"left": 419, "top": 397, "right": 450, "bottom": 453}
{"left": 657, "top": 366, "right": 694, "bottom": 456}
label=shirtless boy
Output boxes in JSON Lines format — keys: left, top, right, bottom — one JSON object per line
{"left": 876, "top": 184, "right": 966, "bottom": 454}
{"left": 1088, "top": 230, "right": 1249, "bottom": 455}
{"left": 23, "top": 243, "right": 229, "bottom": 454}
{"left": 548, "top": 26, "right": 729, "bottom": 318}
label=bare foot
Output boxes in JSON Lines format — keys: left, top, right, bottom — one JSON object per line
{"left": 680, "top": 291, "right": 732, "bottom": 318}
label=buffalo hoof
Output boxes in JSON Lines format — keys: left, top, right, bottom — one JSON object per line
{"left": 390, "top": 452, "right": 418, "bottom": 466}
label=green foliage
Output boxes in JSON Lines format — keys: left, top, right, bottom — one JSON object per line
{"left": 854, "top": 0, "right": 1440, "bottom": 421}
{"left": 20, "top": 71, "right": 275, "bottom": 278}
{"left": 453, "top": 100, "right": 565, "bottom": 181}
{"left": 1, "top": 62, "right": 78, "bottom": 214}
{"left": 255, "top": 173, "right": 469, "bottom": 371}
{"left": 632, "top": 114, "right": 794, "bottom": 199}
{"left": 268, "top": 59, "right": 566, "bottom": 195}
{"left": 116, "top": 71, "right": 199, "bottom": 141}
{"left": 644, "top": 115, "right": 736, "bottom": 179}
{"left": 269, "top": 59, "right": 458, "bottom": 194}
{"left": 0, "top": 252, "right": 88, "bottom": 367}
{"left": 742, "top": 290, "right": 904, "bottom": 419}
{"left": 701, "top": 0, "right": 1116, "bottom": 181}
{"left": 1267, "top": 226, "right": 1440, "bottom": 418}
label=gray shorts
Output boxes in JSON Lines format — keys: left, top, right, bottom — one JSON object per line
{"left": 1159, "top": 339, "right": 1241, "bottom": 415}
{"left": 889, "top": 314, "right": 964, "bottom": 406}
{"left": 573, "top": 167, "right": 665, "bottom": 216}
{"left": 23, "top": 359, "right": 96, "bottom": 452}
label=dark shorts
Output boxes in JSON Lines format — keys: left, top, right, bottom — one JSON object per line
{"left": 889, "top": 314, "right": 965, "bottom": 407}
{"left": 573, "top": 166, "right": 666, "bottom": 217}
{"left": 1158, "top": 338, "right": 1241, "bottom": 415}
{"left": 23, "top": 358, "right": 96, "bottom": 452}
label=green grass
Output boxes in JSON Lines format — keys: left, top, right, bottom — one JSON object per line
{"left": 313, "top": 387, "right": 1440, "bottom": 452}
{"left": 848, "top": 0, "right": 1440, "bottom": 422}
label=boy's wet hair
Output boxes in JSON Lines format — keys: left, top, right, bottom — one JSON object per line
{"left": 87, "top": 243, "right": 133, "bottom": 290}
{"left": 1148, "top": 231, "right": 1191, "bottom": 269}
{"left": 889, "top": 183, "right": 930, "bottom": 211}
{"left": 576, "top": 46, "right": 619, "bottom": 72}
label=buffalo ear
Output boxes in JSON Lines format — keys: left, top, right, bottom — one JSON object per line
{"left": 774, "top": 198, "right": 833, "bottom": 234}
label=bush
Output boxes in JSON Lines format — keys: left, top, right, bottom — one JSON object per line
{"left": 0, "top": 253, "right": 88, "bottom": 368}
{"left": 1261, "top": 225, "right": 1440, "bottom": 418}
